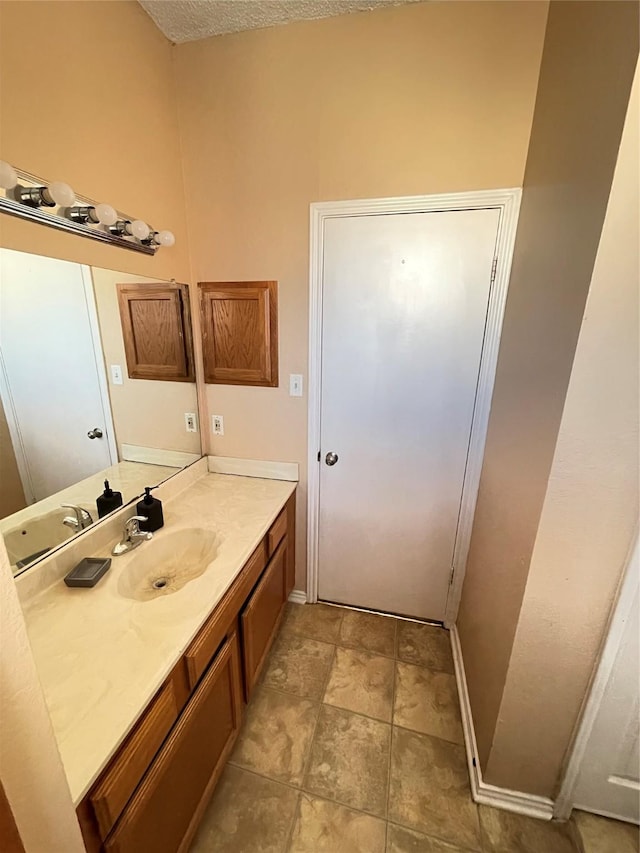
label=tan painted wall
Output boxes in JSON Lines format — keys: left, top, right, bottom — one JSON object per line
{"left": 175, "top": 0, "right": 549, "bottom": 588}
{"left": 485, "top": 62, "right": 639, "bottom": 797}
{"left": 457, "top": 0, "right": 639, "bottom": 780}
{"left": 0, "top": 533, "right": 85, "bottom": 853}
{"left": 92, "top": 268, "right": 201, "bottom": 455}
{"left": 0, "top": 0, "right": 190, "bottom": 283}
{"left": 0, "top": 398, "right": 26, "bottom": 518}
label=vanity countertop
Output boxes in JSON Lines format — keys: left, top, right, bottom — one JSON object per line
{"left": 17, "top": 471, "right": 296, "bottom": 806}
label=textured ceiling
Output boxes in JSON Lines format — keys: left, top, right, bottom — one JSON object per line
{"left": 139, "top": 0, "right": 421, "bottom": 44}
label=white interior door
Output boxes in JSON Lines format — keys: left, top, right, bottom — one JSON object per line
{"left": 318, "top": 208, "right": 500, "bottom": 621}
{"left": 0, "top": 250, "right": 114, "bottom": 502}
{"left": 572, "top": 541, "right": 640, "bottom": 823}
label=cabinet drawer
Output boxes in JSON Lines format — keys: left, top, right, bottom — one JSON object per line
{"left": 267, "top": 509, "right": 287, "bottom": 557}
{"left": 105, "top": 632, "right": 243, "bottom": 853}
{"left": 241, "top": 539, "right": 287, "bottom": 699}
{"left": 90, "top": 668, "right": 185, "bottom": 839}
{"left": 184, "top": 540, "right": 266, "bottom": 689}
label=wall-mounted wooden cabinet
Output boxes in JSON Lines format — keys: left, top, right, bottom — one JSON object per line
{"left": 117, "top": 282, "right": 195, "bottom": 382}
{"left": 198, "top": 281, "right": 278, "bottom": 387}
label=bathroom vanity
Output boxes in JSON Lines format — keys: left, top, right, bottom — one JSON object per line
{"left": 16, "top": 463, "right": 296, "bottom": 853}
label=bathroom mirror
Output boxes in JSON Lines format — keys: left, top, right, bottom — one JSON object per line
{"left": 0, "top": 248, "right": 202, "bottom": 575}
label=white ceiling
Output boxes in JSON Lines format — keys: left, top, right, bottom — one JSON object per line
{"left": 139, "top": 0, "right": 421, "bottom": 44}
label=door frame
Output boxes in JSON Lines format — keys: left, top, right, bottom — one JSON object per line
{"left": 306, "top": 189, "right": 522, "bottom": 625}
{"left": 554, "top": 534, "right": 639, "bottom": 820}
{"left": 0, "top": 257, "right": 117, "bottom": 505}
{"left": 80, "top": 265, "right": 118, "bottom": 466}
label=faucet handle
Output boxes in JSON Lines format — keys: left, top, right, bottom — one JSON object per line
{"left": 61, "top": 504, "right": 94, "bottom": 527}
{"left": 125, "top": 515, "right": 147, "bottom": 533}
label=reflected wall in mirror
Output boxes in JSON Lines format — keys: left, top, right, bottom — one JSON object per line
{"left": 0, "top": 249, "right": 202, "bottom": 574}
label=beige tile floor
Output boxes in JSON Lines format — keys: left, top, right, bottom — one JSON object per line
{"left": 190, "top": 603, "right": 639, "bottom": 853}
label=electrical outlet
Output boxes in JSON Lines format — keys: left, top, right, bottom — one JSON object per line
{"left": 184, "top": 412, "right": 198, "bottom": 433}
{"left": 110, "top": 364, "right": 123, "bottom": 385}
{"left": 289, "top": 374, "right": 303, "bottom": 397}
{"left": 212, "top": 415, "right": 224, "bottom": 436}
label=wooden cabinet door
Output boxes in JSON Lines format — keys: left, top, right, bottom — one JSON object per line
{"left": 117, "top": 282, "right": 194, "bottom": 382}
{"left": 89, "top": 667, "right": 187, "bottom": 840}
{"left": 241, "top": 539, "right": 287, "bottom": 699}
{"left": 199, "top": 281, "right": 278, "bottom": 386}
{"left": 104, "top": 633, "right": 242, "bottom": 853}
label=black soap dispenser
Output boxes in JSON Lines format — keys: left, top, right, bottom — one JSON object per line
{"left": 96, "top": 479, "right": 123, "bottom": 518}
{"left": 136, "top": 487, "right": 164, "bottom": 533}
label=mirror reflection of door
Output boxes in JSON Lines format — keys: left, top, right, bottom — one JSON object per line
{"left": 0, "top": 250, "right": 115, "bottom": 505}
{"left": 0, "top": 249, "right": 202, "bottom": 575}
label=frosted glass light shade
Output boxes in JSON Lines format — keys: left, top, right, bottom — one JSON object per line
{"left": 130, "top": 219, "right": 150, "bottom": 240}
{"left": 94, "top": 203, "right": 118, "bottom": 226}
{"left": 47, "top": 181, "right": 76, "bottom": 207}
{"left": 155, "top": 230, "right": 175, "bottom": 247}
{"left": 0, "top": 160, "right": 18, "bottom": 190}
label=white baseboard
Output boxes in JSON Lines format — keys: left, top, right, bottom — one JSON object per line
{"left": 208, "top": 456, "right": 299, "bottom": 482}
{"left": 288, "top": 589, "right": 307, "bottom": 605}
{"left": 450, "top": 625, "right": 555, "bottom": 821}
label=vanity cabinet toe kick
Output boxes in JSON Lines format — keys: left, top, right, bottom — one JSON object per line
{"left": 77, "top": 491, "right": 296, "bottom": 853}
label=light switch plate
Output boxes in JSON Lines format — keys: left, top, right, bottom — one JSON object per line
{"left": 289, "top": 374, "right": 303, "bottom": 397}
{"left": 184, "top": 412, "right": 198, "bottom": 433}
{"left": 212, "top": 415, "right": 224, "bottom": 436}
{"left": 110, "top": 364, "right": 123, "bottom": 385}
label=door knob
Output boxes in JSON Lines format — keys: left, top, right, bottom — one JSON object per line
{"left": 325, "top": 452, "right": 339, "bottom": 466}
{"left": 87, "top": 427, "right": 103, "bottom": 439}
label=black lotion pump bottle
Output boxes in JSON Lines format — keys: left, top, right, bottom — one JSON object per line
{"left": 136, "top": 487, "right": 164, "bottom": 532}
{"left": 96, "top": 479, "right": 123, "bottom": 518}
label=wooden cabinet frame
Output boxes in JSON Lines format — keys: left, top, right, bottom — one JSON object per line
{"left": 117, "top": 282, "right": 195, "bottom": 382}
{"left": 241, "top": 538, "right": 288, "bottom": 700}
{"left": 104, "top": 634, "right": 243, "bottom": 853}
{"left": 77, "top": 491, "right": 296, "bottom": 853}
{"left": 198, "top": 281, "right": 278, "bottom": 387}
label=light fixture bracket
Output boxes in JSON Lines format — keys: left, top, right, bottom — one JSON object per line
{"left": 0, "top": 167, "right": 158, "bottom": 255}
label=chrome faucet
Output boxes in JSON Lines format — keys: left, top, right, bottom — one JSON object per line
{"left": 62, "top": 504, "right": 94, "bottom": 532}
{"left": 112, "top": 516, "right": 152, "bottom": 556}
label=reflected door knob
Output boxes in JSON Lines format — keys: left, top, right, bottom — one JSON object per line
{"left": 325, "top": 452, "right": 339, "bottom": 466}
{"left": 87, "top": 427, "right": 103, "bottom": 439}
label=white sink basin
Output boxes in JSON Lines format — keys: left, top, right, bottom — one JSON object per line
{"left": 4, "top": 508, "right": 78, "bottom": 568}
{"left": 117, "top": 528, "right": 220, "bottom": 601}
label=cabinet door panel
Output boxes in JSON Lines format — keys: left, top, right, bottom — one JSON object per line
{"left": 104, "top": 633, "right": 242, "bottom": 853}
{"left": 90, "top": 670, "right": 184, "bottom": 839}
{"left": 117, "top": 282, "right": 194, "bottom": 382}
{"left": 241, "top": 540, "right": 287, "bottom": 699}
{"left": 199, "top": 281, "right": 278, "bottom": 387}
{"left": 184, "top": 541, "right": 267, "bottom": 689}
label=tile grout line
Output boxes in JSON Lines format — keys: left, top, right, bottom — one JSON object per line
{"left": 232, "top": 761, "right": 396, "bottom": 828}
{"left": 385, "top": 617, "right": 400, "bottom": 849}
{"left": 227, "top": 758, "right": 484, "bottom": 853}
{"left": 282, "top": 626, "right": 453, "bottom": 671}
{"left": 259, "top": 651, "right": 463, "bottom": 746}
{"left": 283, "top": 624, "right": 397, "bottom": 660}
{"left": 286, "top": 601, "right": 452, "bottom": 662}
{"left": 283, "top": 617, "right": 343, "bottom": 853}
{"left": 281, "top": 791, "right": 302, "bottom": 853}
{"left": 211, "top": 606, "right": 476, "bottom": 852}
{"left": 277, "top": 606, "right": 471, "bottom": 847}
{"left": 386, "top": 817, "right": 484, "bottom": 853}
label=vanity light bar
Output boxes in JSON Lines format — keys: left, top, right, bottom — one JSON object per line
{"left": 0, "top": 160, "right": 175, "bottom": 255}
